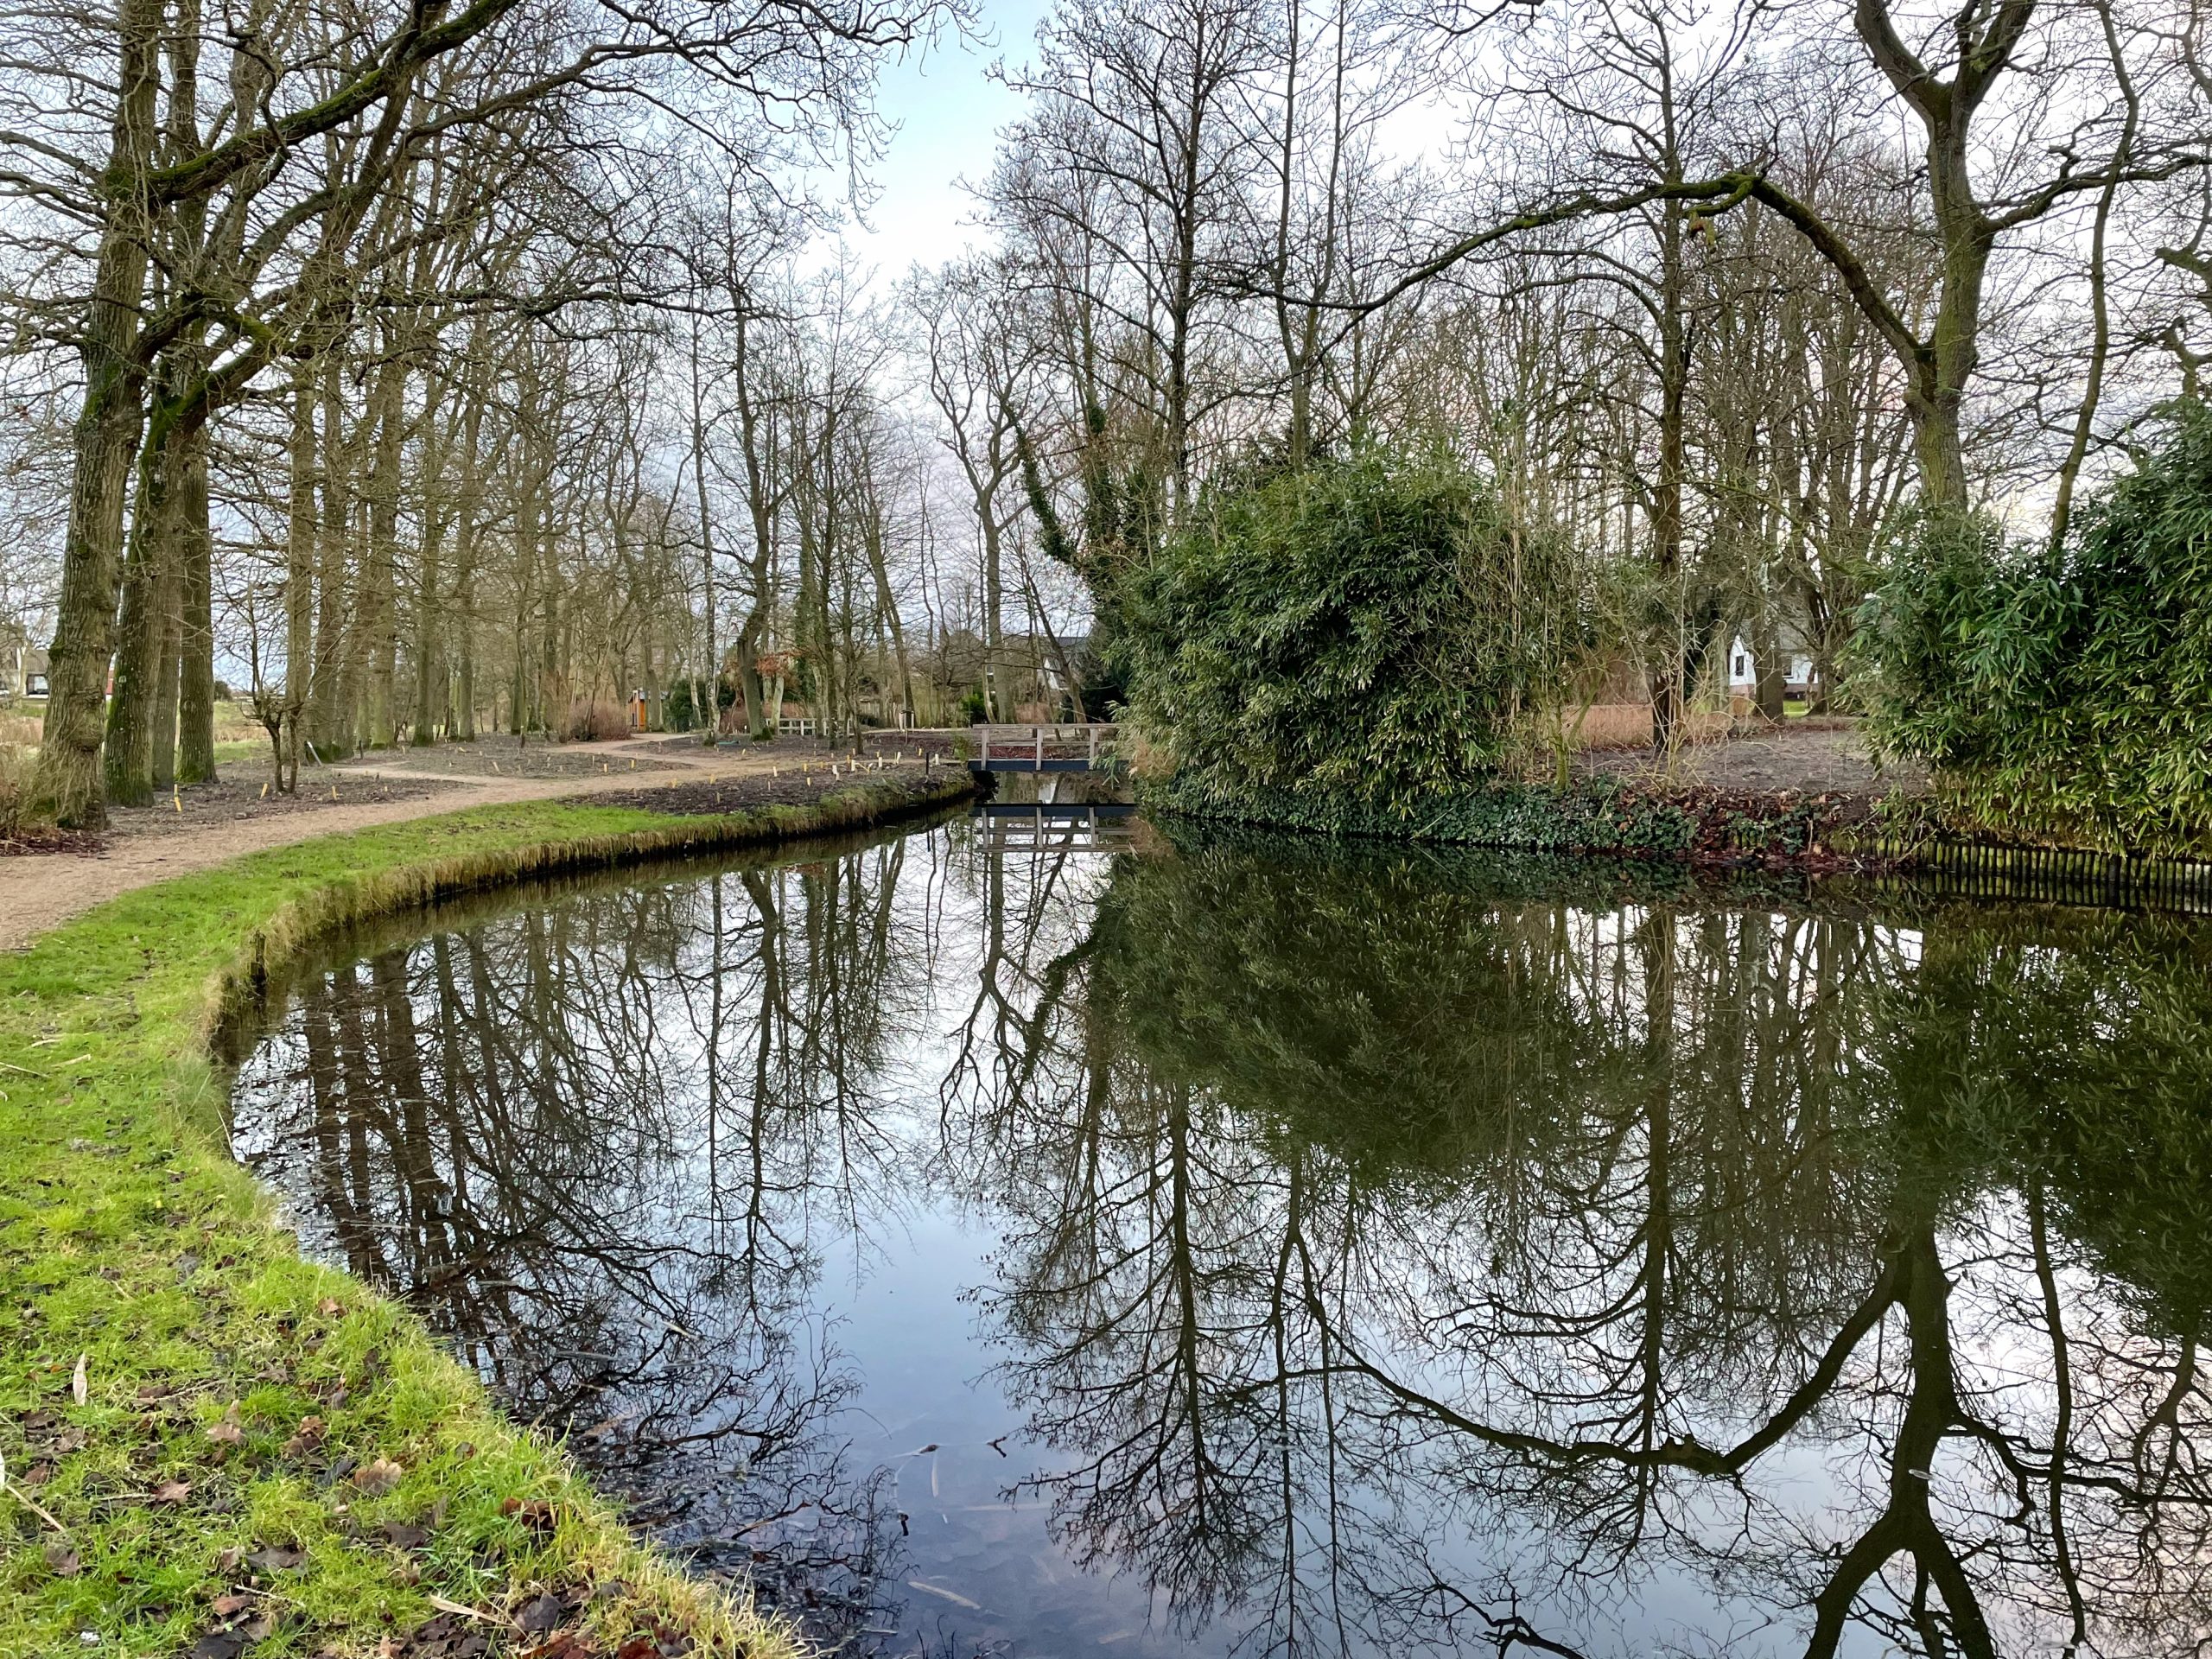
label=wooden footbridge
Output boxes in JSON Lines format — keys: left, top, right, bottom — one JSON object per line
{"left": 966, "top": 724, "right": 1131, "bottom": 851}
{"left": 968, "top": 722, "right": 1121, "bottom": 774}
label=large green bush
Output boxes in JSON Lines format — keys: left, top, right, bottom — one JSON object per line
{"left": 1117, "top": 448, "right": 1581, "bottom": 815}
{"left": 1856, "top": 405, "right": 2212, "bottom": 855}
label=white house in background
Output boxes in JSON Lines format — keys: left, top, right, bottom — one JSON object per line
{"left": 1038, "top": 633, "right": 1090, "bottom": 696}
{"left": 1, "top": 632, "right": 48, "bottom": 698}
{"left": 1726, "top": 637, "right": 1816, "bottom": 700}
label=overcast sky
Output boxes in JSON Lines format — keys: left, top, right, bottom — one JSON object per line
{"left": 830, "top": 0, "right": 1050, "bottom": 280}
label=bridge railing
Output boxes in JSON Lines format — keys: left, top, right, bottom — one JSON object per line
{"left": 969, "top": 722, "right": 1120, "bottom": 772}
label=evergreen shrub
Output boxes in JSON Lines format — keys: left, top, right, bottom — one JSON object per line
{"left": 1856, "top": 405, "right": 2212, "bottom": 855}
{"left": 1116, "top": 448, "right": 1581, "bottom": 817}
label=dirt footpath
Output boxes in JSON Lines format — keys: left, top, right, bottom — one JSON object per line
{"left": 0, "top": 737, "right": 832, "bottom": 953}
{"left": 1578, "top": 719, "right": 1927, "bottom": 796}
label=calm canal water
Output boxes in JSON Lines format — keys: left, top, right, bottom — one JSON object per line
{"left": 228, "top": 816, "right": 2212, "bottom": 1657}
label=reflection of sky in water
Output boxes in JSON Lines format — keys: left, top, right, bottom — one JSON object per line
{"left": 229, "top": 822, "right": 2212, "bottom": 1659}
{"left": 822, "top": 1199, "right": 1847, "bottom": 1656}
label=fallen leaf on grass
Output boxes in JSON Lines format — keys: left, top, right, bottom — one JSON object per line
{"left": 190, "top": 1618, "right": 271, "bottom": 1659}
{"left": 70, "top": 1354, "right": 86, "bottom": 1406}
{"left": 317, "top": 1298, "right": 344, "bottom": 1318}
{"left": 381, "top": 1520, "right": 429, "bottom": 1549}
{"left": 499, "top": 1497, "right": 556, "bottom": 1534}
{"left": 152, "top": 1479, "right": 193, "bottom": 1503}
{"left": 41, "top": 1543, "right": 79, "bottom": 1577}
{"left": 245, "top": 1542, "right": 305, "bottom": 1573}
{"left": 516, "top": 1593, "right": 565, "bottom": 1634}
{"left": 353, "top": 1457, "right": 404, "bottom": 1494}
{"left": 280, "top": 1415, "right": 327, "bottom": 1459}
{"left": 211, "top": 1593, "right": 253, "bottom": 1617}
{"left": 381, "top": 1611, "right": 499, "bottom": 1656}
{"left": 207, "top": 1403, "right": 244, "bottom": 1450}
{"left": 424, "top": 1594, "right": 500, "bottom": 1623}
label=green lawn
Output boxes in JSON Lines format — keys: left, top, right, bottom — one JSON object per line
{"left": 0, "top": 780, "right": 960, "bottom": 1657}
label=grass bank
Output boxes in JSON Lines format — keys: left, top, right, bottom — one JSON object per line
{"left": 0, "top": 772, "right": 972, "bottom": 1659}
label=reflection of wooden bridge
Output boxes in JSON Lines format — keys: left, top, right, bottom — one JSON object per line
{"left": 969, "top": 722, "right": 1120, "bottom": 773}
{"left": 976, "top": 801, "right": 1139, "bottom": 851}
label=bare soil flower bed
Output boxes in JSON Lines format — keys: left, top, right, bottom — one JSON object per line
{"left": 578, "top": 760, "right": 970, "bottom": 819}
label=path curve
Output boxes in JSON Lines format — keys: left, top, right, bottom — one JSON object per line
{"left": 0, "top": 739, "right": 774, "bottom": 952}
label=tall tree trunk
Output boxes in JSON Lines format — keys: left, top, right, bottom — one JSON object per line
{"left": 981, "top": 506, "right": 1003, "bottom": 721}
{"left": 307, "top": 355, "right": 351, "bottom": 758}
{"left": 149, "top": 556, "right": 181, "bottom": 789}
{"left": 283, "top": 372, "right": 315, "bottom": 791}
{"left": 728, "top": 305, "right": 779, "bottom": 740}
{"left": 1649, "top": 195, "right": 1689, "bottom": 753}
{"left": 104, "top": 486, "right": 160, "bottom": 806}
{"left": 864, "top": 512, "right": 912, "bottom": 727}
{"left": 175, "top": 427, "right": 214, "bottom": 782}
{"left": 688, "top": 315, "right": 720, "bottom": 743}
{"left": 512, "top": 488, "right": 535, "bottom": 734}
{"left": 414, "top": 501, "right": 446, "bottom": 744}
{"left": 1751, "top": 617, "right": 1786, "bottom": 722}
{"left": 363, "top": 353, "right": 404, "bottom": 747}
{"left": 105, "top": 394, "right": 183, "bottom": 807}
{"left": 540, "top": 575, "right": 562, "bottom": 734}
{"left": 31, "top": 0, "right": 164, "bottom": 828}
{"left": 167, "top": 0, "right": 214, "bottom": 785}
{"left": 338, "top": 495, "right": 369, "bottom": 748}
{"left": 452, "top": 359, "right": 485, "bottom": 741}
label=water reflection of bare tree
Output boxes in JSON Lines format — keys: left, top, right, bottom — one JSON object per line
{"left": 234, "top": 823, "right": 2212, "bottom": 1659}
{"left": 234, "top": 844, "right": 943, "bottom": 1645}
{"left": 949, "top": 838, "right": 2212, "bottom": 1659}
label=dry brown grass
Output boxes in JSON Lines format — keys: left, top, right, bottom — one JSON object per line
{"left": 1570, "top": 702, "right": 1732, "bottom": 750}
{"left": 0, "top": 702, "right": 290, "bottom": 747}
{"left": 563, "top": 696, "right": 632, "bottom": 741}
{"left": 212, "top": 697, "right": 264, "bottom": 742}
{"left": 0, "top": 706, "right": 37, "bottom": 835}
{"left": 0, "top": 741, "right": 28, "bottom": 836}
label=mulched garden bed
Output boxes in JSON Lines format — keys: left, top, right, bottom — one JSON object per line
{"left": 0, "top": 827, "right": 105, "bottom": 859}
{"left": 105, "top": 772, "right": 460, "bottom": 839}
{"left": 334, "top": 740, "right": 683, "bottom": 780}
{"left": 634, "top": 731, "right": 967, "bottom": 762}
{"left": 573, "top": 763, "right": 973, "bottom": 820}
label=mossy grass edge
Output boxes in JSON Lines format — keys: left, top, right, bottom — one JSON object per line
{"left": 0, "top": 773, "right": 974, "bottom": 1659}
